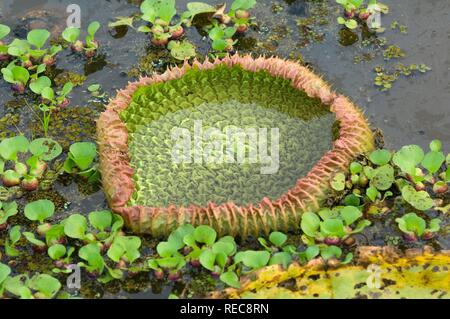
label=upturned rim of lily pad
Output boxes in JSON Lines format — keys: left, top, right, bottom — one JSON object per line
{"left": 97, "top": 54, "right": 374, "bottom": 237}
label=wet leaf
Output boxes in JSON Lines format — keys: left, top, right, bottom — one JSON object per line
{"left": 63, "top": 214, "right": 88, "bottom": 239}
{"left": 401, "top": 185, "right": 433, "bottom": 211}
{"left": 331, "top": 173, "right": 346, "bottom": 191}
{"left": 393, "top": 145, "right": 424, "bottom": 175}
{"left": 369, "top": 149, "right": 391, "bottom": 166}
{"left": 24, "top": 199, "right": 55, "bottom": 223}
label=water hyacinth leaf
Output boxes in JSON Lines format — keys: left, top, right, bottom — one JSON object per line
{"left": 186, "top": 2, "right": 217, "bottom": 18}
{"left": 344, "top": 194, "right": 360, "bottom": 206}
{"left": 320, "top": 245, "right": 342, "bottom": 260}
{"left": 0, "top": 201, "right": 18, "bottom": 224}
{"left": 218, "top": 236, "right": 237, "bottom": 254}
{"left": 231, "top": 0, "right": 257, "bottom": 10}
{"left": 240, "top": 250, "right": 270, "bottom": 269}
{"left": 305, "top": 245, "right": 320, "bottom": 261}
{"left": 1, "top": 68, "right": 14, "bottom": 83}
{"left": 428, "top": 219, "right": 441, "bottom": 232}
{"left": 41, "top": 87, "right": 54, "bottom": 100}
{"left": 3, "top": 275, "right": 33, "bottom": 299}
{"left": 50, "top": 44, "right": 62, "bottom": 56}
{"left": 108, "top": 214, "right": 123, "bottom": 233}
{"left": 366, "top": 186, "right": 378, "bottom": 202}
{"left": 396, "top": 213, "right": 426, "bottom": 236}
{"left": 24, "top": 199, "right": 55, "bottom": 223}
{"left": 48, "top": 244, "right": 66, "bottom": 260}
{"left": 341, "top": 253, "right": 353, "bottom": 264}
{"left": 269, "top": 252, "right": 292, "bottom": 268}
{"left": 208, "top": 26, "right": 224, "bottom": 41}
{"left": 318, "top": 208, "right": 338, "bottom": 220}
{"left": 340, "top": 206, "right": 362, "bottom": 226}
{"left": 62, "top": 27, "right": 80, "bottom": 43}
{"left": 349, "top": 162, "right": 362, "bottom": 174}
{"left": 141, "top": 0, "right": 176, "bottom": 23}
{"left": 29, "top": 138, "right": 62, "bottom": 161}
{"left": 23, "top": 232, "right": 46, "bottom": 247}
{"left": 258, "top": 237, "right": 270, "bottom": 250}
{"left": 429, "top": 140, "right": 442, "bottom": 152}
{"left": 137, "top": 25, "right": 152, "bottom": 33}
{"left": 183, "top": 232, "right": 197, "bottom": 247}
{"left": 320, "top": 219, "right": 346, "bottom": 237}
{"left": 60, "top": 82, "right": 74, "bottom": 96}
{"left": 168, "top": 224, "right": 195, "bottom": 249}
{"left": 351, "top": 220, "right": 371, "bottom": 233}
{"left": 269, "top": 231, "right": 287, "bottom": 247}
{"left": 158, "top": 256, "right": 186, "bottom": 269}
{"left": 79, "top": 243, "right": 104, "bottom": 273}
{"left": 45, "top": 224, "right": 65, "bottom": 246}
{"left": 330, "top": 173, "right": 345, "bottom": 191}
{"left": 199, "top": 249, "right": 216, "bottom": 271}
{"left": 68, "top": 142, "right": 97, "bottom": 171}
{"left": 88, "top": 84, "right": 101, "bottom": 92}
{"left": 87, "top": 21, "right": 101, "bottom": 37}
{"left": 212, "top": 241, "right": 235, "bottom": 256}
{"left": 108, "top": 16, "right": 135, "bottom": 28}
{"left": 0, "top": 263, "right": 11, "bottom": 285}
{"left": 63, "top": 214, "right": 87, "bottom": 239}
{"left": 369, "top": 149, "right": 391, "bottom": 166}
{"left": 27, "top": 29, "right": 50, "bottom": 49}
{"left": 345, "top": 19, "right": 358, "bottom": 29}
{"left": 0, "top": 135, "right": 29, "bottom": 161}
{"left": 194, "top": 225, "right": 217, "bottom": 245}
{"left": 393, "top": 145, "right": 424, "bottom": 175}
{"left": 9, "top": 225, "right": 21, "bottom": 244}
{"left": 88, "top": 210, "right": 112, "bottom": 231}
{"left": 109, "top": 236, "right": 141, "bottom": 263}
{"left": 29, "top": 76, "right": 51, "bottom": 95}
{"left": 421, "top": 151, "right": 445, "bottom": 174}
{"left": 7, "top": 39, "right": 30, "bottom": 57}
{"left": 105, "top": 266, "right": 124, "bottom": 280}
{"left": 11, "top": 66, "right": 30, "bottom": 85}
{"left": 220, "top": 271, "right": 240, "bottom": 288}
{"left": 370, "top": 164, "right": 394, "bottom": 191}
{"left": 401, "top": 185, "right": 433, "bottom": 211}
{"left": 0, "top": 24, "right": 10, "bottom": 40}
{"left": 363, "top": 166, "right": 374, "bottom": 179}
{"left": 212, "top": 39, "right": 227, "bottom": 51}
{"left": 215, "top": 251, "right": 228, "bottom": 268}
{"left": 301, "top": 212, "right": 320, "bottom": 237}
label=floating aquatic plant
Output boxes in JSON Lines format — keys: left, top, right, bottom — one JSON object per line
{"left": 63, "top": 141, "right": 100, "bottom": 183}
{"left": 336, "top": 0, "right": 389, "bottom": 31}
{"left": 97, "top": 54, "right": 374, "bottom": 237}
{"left": 0, "top": 135, "right": 62, "bottom": 191}
{"left": 0, "top": 200, "right": 18, "bottom": 230}
{"left": 300, "top": 206, "right": 371, "bottom": 245}
{"left": 395, "top": 212, "right": 441, "bottom": 242}
{"left": 62, "top": 21, "right": 101, "bottom": 58}
{"left": 110, "top": 0, "right": 256, "bottom": 55}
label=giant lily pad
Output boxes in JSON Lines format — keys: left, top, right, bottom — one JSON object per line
{"left": 97, "top": 55, "right": 374, "bottom": 237}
